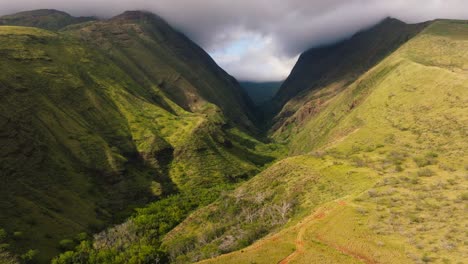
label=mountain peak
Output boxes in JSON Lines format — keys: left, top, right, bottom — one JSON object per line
{"left": 369, "top": 17, "right": 408, "bottom": 30}
{"left": 381, "top": 16, "right": 404, "bottom": 24}
{"left": 112, "top": 10, "right": 157, "bottom": 21}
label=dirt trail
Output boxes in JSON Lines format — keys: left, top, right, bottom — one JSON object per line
{"left": 277, "top": 223, "right": 306, "bottom": 264}
{"left": 277, "top": 200, "right": 375, "bottom": 264}
{"left": 201, "top": 200, "right": 375, "bottom": 264}
{"left": 277, "top": 205, "right": 330, "bottom": 264}
{"left": 318, "top": 128, "right": 360, "bottom": 152}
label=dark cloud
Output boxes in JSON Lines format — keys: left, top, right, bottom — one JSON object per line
{"left": 1, "top": 0, "right": 467, "bottom": 81}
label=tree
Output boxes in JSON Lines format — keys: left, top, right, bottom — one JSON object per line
{"left": 0, "top": 229, "right": 7, "bottom": 242}
{"left": 21, "top": 249, "right": 39, "bottom": 264}
{"left": 275, "top": 201, "right": 293, "bottom": 222}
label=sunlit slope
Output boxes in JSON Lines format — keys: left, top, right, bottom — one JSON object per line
{"left": 64, "top": 11, "right": 256, "bottom": 131}
{"left": 0, "top": 24, "right": 277, "bottom": 262}
{"left": 287, "top": 19, "right": 468, "bottom": 155}
{"left": 270, "top": 18, "right": 428, "bottom": 137}
{"left": 165, "top": 20, "right": 468, "bottom": 264}
{"left": 163, "top": 156, "right": 378, "bottom": 263}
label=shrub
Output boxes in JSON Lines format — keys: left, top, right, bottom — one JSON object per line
{"left": 368, "top": 189, "right": 379, "bottom": 198}
{"left": 0, "top": 229, "right": 6, "bottom": 242}
{"left": 418, "top": 168, "right": 435, "bottom": 177}
{"left": 460, "top": 192, "right": 468, "bottom": 201}
{"left": 410, "top": 178, "right": 420, "bottom": 184}
{"left": 0, "top": 248, "right": 18, "bottom": 264}
{"left": 414, "top": 152, "right": 438, "bottom": 167}
{"left": 12, "top": 232, "right": 22, "bottom": 240}
{"left": 21, "top": 249, "right": 39, "bottom": 264}
{"left": 0, "top": 244, "right": 10, "bottom": 250}
{"left": 395, "top": 164, "right": 404, "bottom": 172}
{"left": 410, "top": 214, "right": 424, "bottom": 223}
{"left": 421, "top": 253, "right": 432, "bottom": 263}
{"left": 75, "top": 233, "right": 88, "bottom": 242}
{"left": 58, "top": 239, "right": 75, "bottom": 251}
{"left": 352, "top": 156, "right": 366, "bottom": 167}
{"left": 356, "top": 207, "right": 368, "bottom": 215}
{"left": 387, "top": 151, "right": 407, "bottom": 165}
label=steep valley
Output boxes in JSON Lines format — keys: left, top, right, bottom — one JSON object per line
{"left": 0, "top": 10, "right": 282, "bottom": 263}
{"left": 0, "top": 10, "right": 467, "bottom": 264}
{"left": 158, "top": 19, "right": 468, "bottom": 264}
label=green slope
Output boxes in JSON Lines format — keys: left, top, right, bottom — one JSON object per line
{"left": 0, "top": 11, "right": 281, "bottom": 263}
{"left": 269, "top": 18, "right": 428, "bottom": 134}
{"left": 0, "top": 9, "right": 95, "bottom": 31}
{"left": 159, "top": 20, "right": 468, "bottom": 264}
{"left": 65, "top": 11, "right": 257, "bottom": 131}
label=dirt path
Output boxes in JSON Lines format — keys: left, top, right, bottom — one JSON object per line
{"left": 277, "top": 206, "right": 329, "bottom": 264}
{"left": 318, "top": 127, "right": 360, "bottom": 152}
{"left": 277, "top": 224, "right": 306, "bottom": 264}
{"left": 277, "top": 200, "right": 376, "bottom": 264}
{"left": 200, "top": 200, "right": 375, "bottom": 264}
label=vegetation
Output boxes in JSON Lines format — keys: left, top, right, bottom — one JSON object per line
{"left": 51, "top": 186, "right": 232, "bottom": 263}
{"left": 194, "top": 19, "right": 468, "bottom": 264}
{"left": 0, "top": 10, "right": 467, "bottom": 264}
{"left": 0, "top": 11, "right": 281, "bottom": 263}
{"left": 0, "top": 9, "right": 94, "bottom": 30}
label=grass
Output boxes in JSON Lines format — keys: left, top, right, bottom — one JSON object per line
{"left": 161, "top": 155, "right": 378, "bottom": 263}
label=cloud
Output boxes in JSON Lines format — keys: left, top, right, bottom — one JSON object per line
{"left": 211, "top": 32, "right": 299, "bottom": 81}
{"left": 0, "top": 0, "right": 467, "bottom": 81}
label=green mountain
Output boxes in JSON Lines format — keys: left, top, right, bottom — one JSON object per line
{"left": 269, "top": 18, "right": 429, "bottom": 132}
{"left": 66, "top": 11, "right": 258, "bottom": 131}
{"left": 0, "top": 9, "right": 95, "bottom": 30}
{"left": 1, "top": 10, "right": 467, "bottom": 264}
{"left": 0, "top": 10, "right": 281, "bottom": 263}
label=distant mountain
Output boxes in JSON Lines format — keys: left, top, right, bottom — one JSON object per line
{"left": 239, "top": 81, "right": 282, "bottom": 105}
{"left": 0, "top": 9, "right": 95, "bottom": 30}
{"left": 269, "top": 17, "right": 429, "bottom": 128}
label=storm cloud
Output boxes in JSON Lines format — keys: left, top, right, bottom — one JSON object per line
{"left": 0, "top": 0, "right": 467, "bottom": 81}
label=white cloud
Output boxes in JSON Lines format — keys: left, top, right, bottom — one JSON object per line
{"left": 211, "top": 33, "right": 298, "bottom": 81}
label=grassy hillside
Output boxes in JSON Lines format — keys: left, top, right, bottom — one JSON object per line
{"left": 269, "top": 18, "right": 428, "bottom": 134}
{"left": 0, "top": 9, "right": 94, "bottom": 31}
{"left": 161, "top": 20, "right": 468, "bottom": 264}
{"left": 65, "top": 11, "right": 257, "bottom": 131}
{"left": 0, "top": 12, "right": 281, "bottom": 263}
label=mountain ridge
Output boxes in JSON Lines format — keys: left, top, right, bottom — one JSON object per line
{"left": 0, "top": 9, "right": 95, "bottom": 30}
{"left": 268, "top": 17, "right": 430, "bottom": 137}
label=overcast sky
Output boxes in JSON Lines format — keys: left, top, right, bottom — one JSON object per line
{"left": 1, "top": 0, "right": 467, "bottom": 81}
